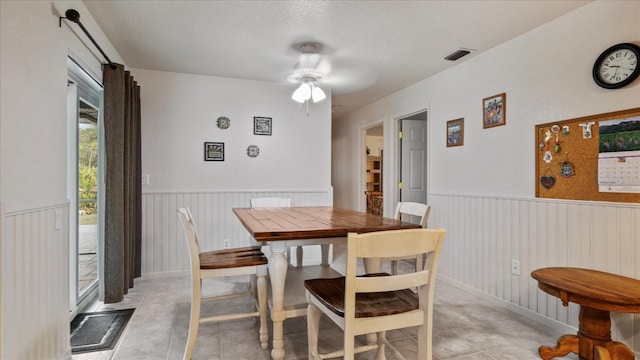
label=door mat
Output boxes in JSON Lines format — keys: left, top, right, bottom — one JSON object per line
{"left": 70, "top": 308, "right": 135, "bottom": 354}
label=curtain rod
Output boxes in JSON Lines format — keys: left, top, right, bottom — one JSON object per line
{"left": 59, "top": 9, "right": 117, "bottom": 70}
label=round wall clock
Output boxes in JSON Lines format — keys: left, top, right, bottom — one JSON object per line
{"left": 592, "top": 43, "right": 640, "bottom": 89}
{"left": 217, "top": 116, "right": 230, "bottom": 129}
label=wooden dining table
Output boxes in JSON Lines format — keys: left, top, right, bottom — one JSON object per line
{"left": 233, "top": 206, "right": 422, "bottom": 360}
{"left": 531, "top": 267, "right": 640, "bottom": 360}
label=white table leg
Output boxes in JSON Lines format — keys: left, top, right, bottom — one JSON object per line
{"left": 363, "top": 257, "right": 381, "bottom": 274}
{"left": 296, "top": 246, "right": 304, "bottom": 267}
{"left": 321, "top": 244, "right": 330, "bottom": 266}
{"left": 268, "top": 242, "right": 288, "bottom": 360}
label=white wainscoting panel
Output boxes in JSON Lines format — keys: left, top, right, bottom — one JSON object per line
{"left": 141, "top": 189, "right": 332, "bottom": 274}
{"left": 429, "top": 194, "right": 640, "bottom": 356}
{"left": 1, "top": 202, "right": 70, "bottom": 360}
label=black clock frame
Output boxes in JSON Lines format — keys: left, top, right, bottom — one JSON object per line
{"left": 592, "top": 42, "right": 640, "bottom": 89}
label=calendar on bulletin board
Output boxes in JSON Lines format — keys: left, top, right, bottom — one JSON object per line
{"left": 535, "top": 107, "right": 640, "bottom": 203}
{"left": 597, "top": 119, "right": 640, "bottom": 193}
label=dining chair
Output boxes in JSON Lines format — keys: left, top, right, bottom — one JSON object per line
{"left": 250, "top": 197, "right": 305, "bottom": 266}
{"left": 305, "top": 228, "right": 445, "bottom": 360}
{"left": 389, "top": 201, "right": 431, "bottom": 274}
{"left": 177, "top": 208, "right": 269, "bottom": 360}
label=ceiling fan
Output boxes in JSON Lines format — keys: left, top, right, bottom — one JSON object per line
{"left": 287, "top": 42, "right": 330, "bottom": 104}
{"left": 285, "top": 41, "right": 376, "bottom": 105}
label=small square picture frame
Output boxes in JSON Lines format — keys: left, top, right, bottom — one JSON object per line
{"left": 446, "top": 118, "right": 464, "bottom": 147}
{"left": 254, "top": 116, "right": 272, "bottom": 136}
{"left": 483, "top": 93, "right": 506, "bottom": 128}
{"left": 204, "top": 142, "right": 224, "bottom": 161}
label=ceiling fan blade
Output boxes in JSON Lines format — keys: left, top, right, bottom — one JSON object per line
{"left": 320, "top": 62, "right": 377, "bottom": 95}
{"left": 297, "top": 53, "right": 321, "bottom": 70}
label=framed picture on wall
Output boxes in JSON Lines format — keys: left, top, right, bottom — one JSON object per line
{"left": 204, "top": 142, "right": 224, "bottom": 161}
{"left": 483, "top": 93, "right": 506, "bottom": 128}
{"left": 446, "top": 118, "right": 464, "bottom": 147}
{"left": 254, "top": 116, "right": 272, "bottom": 135}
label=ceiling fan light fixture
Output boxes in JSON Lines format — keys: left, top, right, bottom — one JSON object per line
{"left": 311, "top": 84, "right": 326, "bottom": 102}
{"left": 292, "top": 82, "right": 312, "bottom": 103}
{"left": 292, "top": 76, "right": 326, "bottom": 104}
{"left": 289, "top": 43, "right": 328, "bottom": 111}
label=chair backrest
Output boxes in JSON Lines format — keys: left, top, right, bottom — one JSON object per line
{"left": 394, "top": 202, "right": 431, "bottom": 228}
{"left": 177, "top": 208, "right": 201, "bottom": 272}
{"left": 344, "top": 228, "right": 445, "bottom": 318}
{"left": 250, "top": 197, "right": 291, "bottom": 208}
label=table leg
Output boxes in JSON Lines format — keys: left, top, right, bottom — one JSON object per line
{"left": 593, "top": 342, "right": 636, "bottom": 360}
{"left": 268, "top": 242, "right": 288, "bottom": 360}
{"left": 577, "top": 307, "right": 612, "bottom": 360}
{"left": 363, "top": 257, "right": 381, "bottom": 274}
{"left": 595, "top": 346, "right": 610, "bottom": 360}
{"left": 539, "top": 334, "right": 579, "bottom": 359}
{"left": 296, "top": 246, "right": 304, "bottom": 267}
{"left": 539, "top": 306, "right": 636, "bottom": 360}
{"left": 320, "top": 244, "right": 330, "bottom": 266}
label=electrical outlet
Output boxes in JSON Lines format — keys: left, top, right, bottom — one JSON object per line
{"left": 55, "top": 209, "right": 62, "bottom": 230}
{"left": 511, "top": 260, "right": 521, "bottom": 276}
{"left": 223, "top": 239, "right": 230, "bottom": 249}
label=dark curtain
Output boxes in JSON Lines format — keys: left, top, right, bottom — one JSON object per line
{"left": 103, "top": 63, "right": 142, "bottom": 303}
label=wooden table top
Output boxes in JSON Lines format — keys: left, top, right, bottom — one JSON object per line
{"left": 233, "top": 206, "right": 421, "bottom": 242}
{"left": 531, "top": 267, "right": 640, "bottom": 313}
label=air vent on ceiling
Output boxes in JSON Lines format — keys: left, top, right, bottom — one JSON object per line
{"left": 443, "top": 48, "right": 475, "bottom": 61}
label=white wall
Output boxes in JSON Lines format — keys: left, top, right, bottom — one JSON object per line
{"left": 366, "top": 135, "right": 383, "bottom": 157}
{"left": 134, "top": 69, "right": 333, "bottom": 271}
{"left": 1, "top": 0, "right": 120, "bottom": 206}
{"left": 0, "top": 1, "right": 123, "bottom": 358}
{"left": 334, "top": 0, "right": 640, "bottom": 355}
{"left": 135, "top": 68, "right": 332, "bottom": 192}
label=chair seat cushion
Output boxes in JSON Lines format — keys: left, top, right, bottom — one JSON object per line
{"left": 304, "top": 274, "right": 418, "bottom": 318}
{"left": 200, "top": 247, "right": 267, "bottom": 269}
{"left": 213, "top": 245, "right": 264, "bottom": 255}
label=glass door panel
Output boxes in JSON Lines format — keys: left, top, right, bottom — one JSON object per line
{"left": 77, "top": 99, "right": 99, "bottom": 298}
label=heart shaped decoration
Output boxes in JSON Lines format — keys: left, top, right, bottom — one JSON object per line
{"left": 540, "top": 176, "right": 556, "bottom": 189}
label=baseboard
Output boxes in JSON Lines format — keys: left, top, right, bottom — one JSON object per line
{"left": 58, "top": 348, "right": 71, "bottom": 360}
{"left": 139, "top": 269, "right": 190, "bottom": 278}
{"left": 437, "top": 274, "right": 577, "bottom": 335}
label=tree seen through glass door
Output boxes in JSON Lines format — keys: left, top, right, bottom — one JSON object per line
{"left": 78, "top": 100, "right": 98, "bottom": 295}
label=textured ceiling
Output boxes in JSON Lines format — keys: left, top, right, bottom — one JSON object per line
{"left": 82, "top": 0, "right": 590, "bottom": 119}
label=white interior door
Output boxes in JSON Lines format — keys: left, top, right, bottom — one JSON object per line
{"left": 400, "top": 118, "right": 428, "bottom": 203}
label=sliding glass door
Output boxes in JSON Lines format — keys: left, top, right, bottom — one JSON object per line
{"left": 77, "top": 99, "right": 100, "bottom": 297}
{"left": 68, "top": 58, "right": 104, "bottom": 314}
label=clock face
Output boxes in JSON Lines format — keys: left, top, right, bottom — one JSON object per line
{"left": 593, "top": 43, "right": 640, "bottom": 89}
{"left": 599, "top": 50, "right": 637, "bottom": 84}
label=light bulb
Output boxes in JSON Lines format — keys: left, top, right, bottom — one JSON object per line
{"left": 311, "top": 84, "right": 326, "bottom": 103}
{"left": 291, "top": 83, "right": 311, "bottom": 103}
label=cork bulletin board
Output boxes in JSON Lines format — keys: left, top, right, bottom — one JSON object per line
{"left": 535, "top": 107, "right": 640, "bottom": 202}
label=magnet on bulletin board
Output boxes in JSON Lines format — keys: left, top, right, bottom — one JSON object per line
{"left": 579, "top": 122, "right": 594, "bottom": 139}
{"left": 540, "top": 168, "right": 556, "bottom": 189}
{"left": 560, "top": 160, "right": 575, "bottom": 177}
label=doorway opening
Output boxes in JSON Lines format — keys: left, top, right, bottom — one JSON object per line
{"left": 365, "top": 125, "right": 384, "bottom": 215}
{"left": 68, "top": 57, "right": 104, "bottom": 316}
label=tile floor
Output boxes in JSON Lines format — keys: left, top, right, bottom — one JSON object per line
{"left": 75, "top": 244, "right": 580, "bottom": 360}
